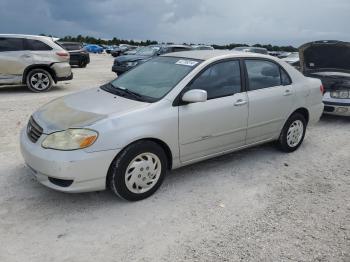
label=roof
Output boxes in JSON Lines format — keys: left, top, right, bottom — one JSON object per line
{"left": 163, "top": 50, "right": 272, "bottom": 61}
{"left": 0, "top": 34, "right": 57, "bottom": 40}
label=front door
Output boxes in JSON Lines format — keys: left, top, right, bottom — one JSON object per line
{"left": 179, "top": 60, "right": 248, "bottom": 163}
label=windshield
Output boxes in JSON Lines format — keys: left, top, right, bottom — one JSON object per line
{"left": 110, "top": 56, "right": 201, "bottom": 101}
{"left": 136, "top": 46, "right": 161, "bottom": 56}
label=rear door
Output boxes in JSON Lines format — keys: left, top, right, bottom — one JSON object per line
{"left": 24, "top": 39, "right": 54, "bottom": 63}
{"left": 179, "top": 60, "right": 248, "bottom": 163}
{"left": 244, "top": 59, "right": 295, "bottom": 144}
{"left": 0, "top": 37, "right": 32, "bottom": 84}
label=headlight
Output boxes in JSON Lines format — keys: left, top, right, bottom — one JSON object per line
{"left": 42, "top": 129, "right": 98, "bottom": 150}
{"left": 126, "top": 61, "right": 138, "bottom": 67}
{"left": 330, "top": 90, "right": 350, "bottom": 99}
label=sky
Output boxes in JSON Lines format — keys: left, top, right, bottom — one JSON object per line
{"left": 0, "top": 0, "right": 349, "bottom": 46}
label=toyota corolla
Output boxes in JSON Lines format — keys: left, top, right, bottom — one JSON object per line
{"left": 20, "top": 50, "right": 324, "bottom": 201}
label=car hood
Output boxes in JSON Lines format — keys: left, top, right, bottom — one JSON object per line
{"left": 299, "top": 40, "right": 350, "bottom": 74}
{"left": 33, "top": 87, "right": 150, "bottom": 133}
{"left": 115, "top": 54, "right": 151, "bottom": 63}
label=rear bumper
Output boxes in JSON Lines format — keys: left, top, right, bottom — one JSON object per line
{"left": 51, "top": 62, "right": 72, "bottom": 79}
{"left": 69, "top": 53, "right": 90, "bottom": 65}
{"left": 56, "top": 72, "right": 73, "bottom": 81}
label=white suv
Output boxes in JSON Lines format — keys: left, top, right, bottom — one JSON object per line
{"left": 0, "top": 34, "right": 72, "bottom": 92}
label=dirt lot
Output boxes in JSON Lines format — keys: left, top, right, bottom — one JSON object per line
{"left": 0, "top": 54, "right": 349, "bottom": 262}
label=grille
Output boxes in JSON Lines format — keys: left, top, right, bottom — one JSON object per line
{"left": 27, "top": 116, "right": 43, "bottom": 143}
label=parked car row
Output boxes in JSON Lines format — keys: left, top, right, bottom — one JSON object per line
{"left": 112, "top": 44, "right": 192, "bottom": 75}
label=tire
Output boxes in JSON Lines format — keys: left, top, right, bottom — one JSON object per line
{"left": 108, "top": 141, "right": 168, "bottom": 201}
{"left": 26, "top": 68, "right": 53, "bottom": 92}
{"left": 278, "top": 113, "right": 307, "bottom": 152}
{"left": 79, "top": 60, "right": 87, "bottom": 68}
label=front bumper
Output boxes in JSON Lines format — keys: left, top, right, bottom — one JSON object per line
{"left": 323, "top": 92, "right": 350, "bottom": 116}
{"left": 20, "top": 129, "right": 119, "bottom": 193}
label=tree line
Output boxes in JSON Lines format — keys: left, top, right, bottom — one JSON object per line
{"left": 42, "top": 34, "right": 297, "bottom": 52}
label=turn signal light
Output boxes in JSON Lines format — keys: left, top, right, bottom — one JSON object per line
{"left": 79, "top": 135, "right": 97, "bottom": 148}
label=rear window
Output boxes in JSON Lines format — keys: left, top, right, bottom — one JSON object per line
{"left": 58, "top": 43, "right": 82, "bottom": 51}
{"left": 0, "top": 37, "right": 24, "bottom": 52}
{"left": 25, "top": 39, "right": 52, "bottom": 51}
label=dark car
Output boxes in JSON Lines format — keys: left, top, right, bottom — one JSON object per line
{"left": 111, "top": 45, "right": 137, "bottom": 57}
{"left": 58, "top": 42, "right": 90, "bottom": 68}
{"left": 299, "top": 40, "right": 350, "bottom": 116}
{"left": 112, "top": 44, "right": 192, "bottom": 75}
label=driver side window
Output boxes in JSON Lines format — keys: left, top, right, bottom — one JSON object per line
{"left": 188, "top": 60, "right": 242, "bottom": 100}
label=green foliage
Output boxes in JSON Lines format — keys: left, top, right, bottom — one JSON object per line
{"left": 57, "top": 35, "right": 158, "bottom": 46}
{"left": 42, "top": 34, "right": 297, "bottom": 51}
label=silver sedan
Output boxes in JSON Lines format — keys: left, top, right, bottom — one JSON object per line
{"left": 20, "top": 50, "right": 324, "bottom": 201}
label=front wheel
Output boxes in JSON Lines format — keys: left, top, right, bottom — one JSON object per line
{"left": 108, "top": 141, "right": 167, "bottom": 201}
{"left": 278, "top": 113, "right": 307, "bottom": 152}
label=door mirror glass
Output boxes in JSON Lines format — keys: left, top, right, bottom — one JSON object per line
{"left": 182, "top": 89, "right": 207, "bottom": 103}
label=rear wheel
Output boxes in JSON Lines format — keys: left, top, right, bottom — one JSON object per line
{"left": 278, "top": 113, "right": 307, "bottom": 152}
{"left": 79, "top": 60, "right": 87, "bottom": 68}
{"left": 108, "top": 141, "right": 167, "bottom": 201}
{"left": 26, "top": 69, "right": 53, "bottom": 92}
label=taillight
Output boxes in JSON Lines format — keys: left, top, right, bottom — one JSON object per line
{"left": 320, "top": 84, "right": 324, "bottom": 94}
{"left": 56, "top": 51, "right": 69, "bottom": 57}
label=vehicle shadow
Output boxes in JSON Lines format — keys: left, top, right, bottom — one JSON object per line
{"left": 17, "top": 141, "right": 279, "bottom": 210}
{"left": 320, "top": 114, "right": 349, "bottom": 123}
{"left": 0, "top": 84, "right": 69, "bottom": 94}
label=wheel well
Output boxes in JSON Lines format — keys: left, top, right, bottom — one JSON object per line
{"left": 292, "top": 108, "right": 309, "bottom": 124}
{"left": 22, "top": 65, "right": 57, "bottom": 84}
{"left": 105, "top": 138, "right": 173, "bottom": 189}
{"left": 115, "top": 138, "right": 173, "bottom": 170}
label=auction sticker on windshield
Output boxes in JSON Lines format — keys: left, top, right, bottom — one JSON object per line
{"left": 175, "top": 60, "right": 199, "bottom": 67}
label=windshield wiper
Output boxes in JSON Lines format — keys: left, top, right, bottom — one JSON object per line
{"left": 115, "top": 86, "right": 143, "bottom": 100}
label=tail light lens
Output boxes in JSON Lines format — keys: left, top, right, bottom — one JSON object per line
{"left": 56, "top": 51, "right": 69, "bottom": 58}
{"left": 320, "top": 84, "right": 324, "bottom": 94}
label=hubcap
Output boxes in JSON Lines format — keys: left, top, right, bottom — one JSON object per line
{"left": 287, "top": 120, "right": 304, "bottom": 147}
{"left": 125, "top": 152, "right": 161, "bottom": 194}
{"left": 30, "top": 73, "right": 50, "bottom": 90}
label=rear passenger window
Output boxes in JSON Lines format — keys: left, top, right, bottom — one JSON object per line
{"left": 0, "top": 38, "right": 24, "bottom": 52}
{"left": 188, "top": 60, "right": 242, "bottom": 100}
{"left": 281, "top": 68, "right": 292, "bottom": 85}
{"left": 245, "top": 60, "right": 281, "bottom": 90}
{"left": 25, "top": 39, "right": 52, "bottom": 51}
{"left": 172, "top": 47, "right": 189, "bottom": 52}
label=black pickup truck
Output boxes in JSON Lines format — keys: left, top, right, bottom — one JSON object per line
{"left": 58, "top": 42, "right": 90, "bottom": 68}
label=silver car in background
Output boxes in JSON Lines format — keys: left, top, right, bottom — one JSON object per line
{"left": 20, "top": 50, "right": 324, "bottom": 201}
{"left": 0, "top": 34, "right": 72, "bottom": 92}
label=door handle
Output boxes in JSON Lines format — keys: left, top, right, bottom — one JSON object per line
{"left": 21, "top": 54, "right": 31, "bottom": 58}
{"left": 234, "top": 99, "right": 247, "bottom": 106}
{"left": 283, "top": 89, "right": 292, "bottom": 96}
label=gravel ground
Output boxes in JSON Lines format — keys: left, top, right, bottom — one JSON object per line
{"left": 0, "top": 54, "right": 349, "bottom": 262}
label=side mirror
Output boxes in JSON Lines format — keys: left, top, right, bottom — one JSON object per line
{"left": 182, "top": 89, "right": 207, "bottom": 103}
